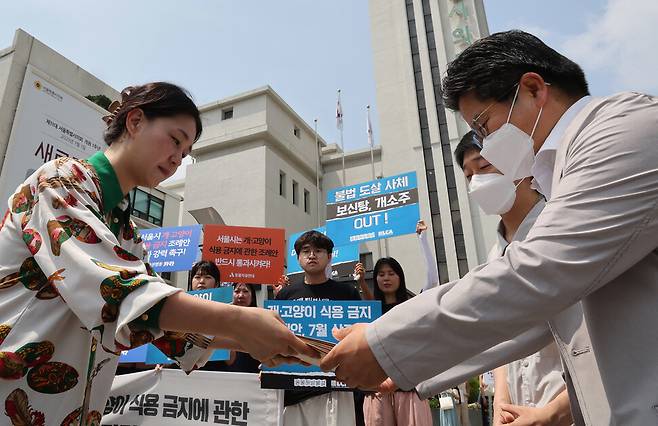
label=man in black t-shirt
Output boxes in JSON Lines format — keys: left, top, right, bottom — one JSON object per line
{"left": 276, "top": 230, "right": 360, "bottom": 426}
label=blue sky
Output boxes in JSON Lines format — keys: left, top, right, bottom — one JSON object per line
{"left": 1, "top": 0, "right": 656, "bottom": 155}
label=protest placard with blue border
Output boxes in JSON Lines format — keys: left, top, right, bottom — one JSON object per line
{"left": 260, "top": 300, "right": 381, "bottom": 390}
{"left": 326, "top": 172, "right": 420, "bottom": 246}
{"left": 142, "top": 225, "right": 202, "bottom": 272}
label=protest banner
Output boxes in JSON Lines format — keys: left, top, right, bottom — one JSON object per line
{"left": 326, "top": 172, "right": 420, "bottom": 246}
{"left": 260, "top": 300, "right": 381, "bottom": 391}
{"left": 102, "top": 369, "right": 283, "bottom": 425}
{"left": 202, "top": 225, "right": 285, "bottom": 284}
{"left": 141, "top": 225, "right": 202, "bottom": 272}
{"left": 286, "top": 227, "right": 359, "bottom": 285}
{"left": 120, "top": 287, "right": 232, "bottom": 364}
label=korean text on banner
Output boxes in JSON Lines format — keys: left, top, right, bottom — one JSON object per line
{"left": 142, "top": 225, "right": 202, "bottom": 272}
{"left": 325, "top": 172, "right": 420, "bottom": 246}
{"left": 202, "top": 225, "right": 285, "bottom": 284}
{"left": 0, "top": 65, "right": 106, "bottom": 205}
{"left": 260, "top": 300, "right": 381, "bottom": 391}
{"left": 103, "top": 369, "right": 284, "bottom": 425}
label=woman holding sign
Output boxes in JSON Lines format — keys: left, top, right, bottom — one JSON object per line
{"left": 356, "top": 253, "right": 432, "bottom": 426}
{"left": 0, "top": 82, "right": 315, "bottom": 425}
{"left": 212, "top": 283, "right": 261, "bottom": 373}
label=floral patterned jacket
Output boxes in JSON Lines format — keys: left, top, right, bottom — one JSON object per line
{"left": 0, "top": 152, "right": 209, "bottom": 425}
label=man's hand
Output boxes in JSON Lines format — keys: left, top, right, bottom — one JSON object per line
{"left": 416, "top": 220, "right": 428, "bottom": 235}
{"left": 498, "top": 404, "right": 551, "bottom": 426}
{"left": 493, "top": 399, "right": 515, "bottom": 426}
{"left": 377, "top": 377, "right": 399, "bottom": 394}
{"left": 319, "top": 324, "right": 387, "bottom": 389}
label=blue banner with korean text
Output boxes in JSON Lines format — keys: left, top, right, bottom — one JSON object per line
{"left": 325, "top": 172, "right": 420, "bottom": 246}
{"left": 141, "top": 225, "right": 202, "bottom": 273}
{"left": 260, "top": 300, "right": 381, "bottom": 391}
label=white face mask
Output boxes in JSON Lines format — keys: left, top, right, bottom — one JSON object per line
{"left": 480, "top": 84, "right": 543, "bottom": 181}
{"left": 468, "top": 173, "right": 521, "bottom": 215}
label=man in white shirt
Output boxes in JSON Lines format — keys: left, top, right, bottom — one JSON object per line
{"left": 320, "top": 30, "right": 658, "bottom": 425}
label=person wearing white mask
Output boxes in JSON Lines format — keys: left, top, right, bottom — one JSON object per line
{"left": 319, "top": 30, "right": 658, "bottom": 425}
{"left": 458, "top": 132, "right": 571, "bottom": 426}
{"left": 379, "top": 131, "right": 574, "bottom": 426}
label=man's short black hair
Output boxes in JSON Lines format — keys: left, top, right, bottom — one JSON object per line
{"left": 442, "top": 30, "right": 589, "bottom": 111}
{"left": 454, "top": 130, "right": 482, "bottom": 169}
{"left": 294, "top": 230, "right": 334, "bottom": 256}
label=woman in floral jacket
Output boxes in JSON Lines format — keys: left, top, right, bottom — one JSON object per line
{"left": 0, "top": 82, "right": 314, "bottom": 425}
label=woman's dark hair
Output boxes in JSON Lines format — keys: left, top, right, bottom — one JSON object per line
{"left": 442, "top": 30, "right": 589, "bottom": 111}
{"left": 188, "top": 260, "right": 220, "bottom": 290}
{"left": 233, "top": 283, "right": 258, "bottom": 307}
{"left": 373, "top": 257, "right": 409, "bottom": 304}
{"left": 103, "top": 82, "right": 202, "bottom": 145}
{"left": 293, "top": 230, "right": 334, "bottom": 256}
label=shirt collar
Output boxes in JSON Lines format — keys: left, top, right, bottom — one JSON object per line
{"left": 86, "top": 151, "right": 125, "bottom": 214}
{"left": 530, "top": 96, "right": 593, "bottom": 198}
{"left": 537, "top": 95, "right": 592, "bottom": 157}
{"left": 496, "top": 199, "right": 547, "bottom": 252}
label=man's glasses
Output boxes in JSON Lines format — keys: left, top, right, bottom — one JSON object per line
{"left": 470, "top": 83, "right": 519, "bottom": 140}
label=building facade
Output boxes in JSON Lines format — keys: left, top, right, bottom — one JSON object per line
{"left": 369, "top": 0, "right": 498, "bottom": 288}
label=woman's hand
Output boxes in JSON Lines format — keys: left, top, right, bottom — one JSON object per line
{"left": 273, "top": 274, "right": 289, "bottom": 298}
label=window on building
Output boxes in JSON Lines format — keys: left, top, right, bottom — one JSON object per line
{"left": 130, "top": 188, "right": 164, "bottom": 226}
{"left": 279, "top": 171, "right": 286, "bottom": 197}
{"left": 222, "top": 107, "right": 234, "bottom": 120}
{"left": 292, "top": 180, "right": 299, "bottom": 205}
{"left": 293, "top": 126, "right": 301, "bottom": 139}
{"left": 303, "top": 189, "right": 310, "bottom": 213}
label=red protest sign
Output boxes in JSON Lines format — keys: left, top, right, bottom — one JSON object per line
{"left": 202, "top": 225, "right": 285, "bottom": 285}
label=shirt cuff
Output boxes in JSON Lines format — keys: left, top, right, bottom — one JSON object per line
{"left": 366, "top": 321, "right": 416, "bottom": 391}
{"left": 130, "top": 297, "right": 167, "bottom": 329}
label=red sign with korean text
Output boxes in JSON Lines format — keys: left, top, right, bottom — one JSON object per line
{"left": 202, "top": 225, "right": 285, "bottom": 285}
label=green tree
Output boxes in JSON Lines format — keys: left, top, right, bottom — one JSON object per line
{"left": 86, "top": 94, "right": 112, "bottom": 110}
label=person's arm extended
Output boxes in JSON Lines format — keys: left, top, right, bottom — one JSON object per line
{"left": 354, "top": 262, "right": 374, "bottom": 300}
{"left": 159, "top": 292, "right": 317, "bottom": 363}
{"left": 412, "top": 281, "right": 554, "bottom": 398}
{"left": 320, "top": 97, "right": 658, "bottom": 390}
{"left": 417, "top": 220, "right": 439, "bottom": 292}
{"left": 493, "top": 366, "right": 512, "bottom": 426}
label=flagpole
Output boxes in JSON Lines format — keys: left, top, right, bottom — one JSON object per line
{"left": 337, "top": 89, "right": 346, "bottom": 183}
{"left": 367, "top": 104, "right": 384, "bottom": 260}
{"left": 314, "top": 118, "right": 321, "bottom": 227}
{"left": 367, "top": 105, "right": 375, "bottom": 180}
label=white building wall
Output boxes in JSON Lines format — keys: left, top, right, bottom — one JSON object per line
{"left": 264, "top": 147, "right": 318, "bottom": 234}
{"left": 185, "top": 143, "right": 268, "bottom": 227}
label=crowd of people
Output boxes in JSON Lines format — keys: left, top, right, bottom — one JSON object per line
{"left": 0, "top": 28, "right": 656, "bottom": 426}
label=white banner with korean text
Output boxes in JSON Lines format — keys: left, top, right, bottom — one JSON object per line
{"left": 0, "top": 65, "right": 107, "bottom": 205}
{"left": 102, "top": 370, "right": 283, "bottom": 426}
